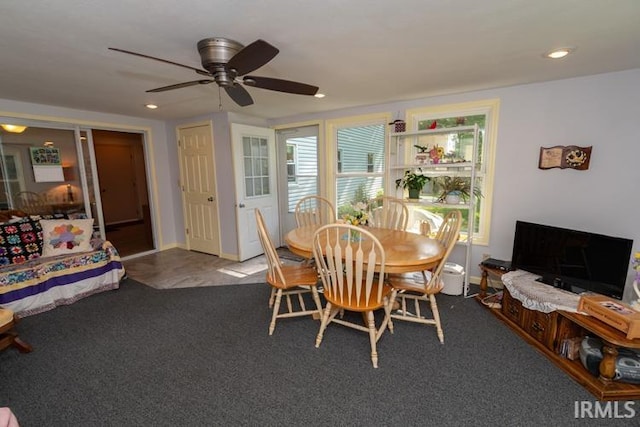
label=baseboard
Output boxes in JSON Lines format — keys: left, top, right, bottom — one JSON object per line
{"left": 220, "top": 252, "right": 240, "bottom": 261}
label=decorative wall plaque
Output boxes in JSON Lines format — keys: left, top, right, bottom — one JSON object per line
{"left": 538, "top": 145, "right": 592, "bottom": 170}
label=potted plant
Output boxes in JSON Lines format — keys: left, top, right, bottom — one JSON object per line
{"left": 395, "top": 169, "right": 430, "bottom": 199}
{"left": 434, "top": 175, "right": 482, "bottom": 204}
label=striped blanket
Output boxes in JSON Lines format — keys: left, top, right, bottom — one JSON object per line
{"left": 0, "top": 240, "right": 125, "bottom": 317}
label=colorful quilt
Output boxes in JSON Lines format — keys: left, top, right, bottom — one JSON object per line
{"left": 0, "top": 240, "right": 125, "bottom": 317}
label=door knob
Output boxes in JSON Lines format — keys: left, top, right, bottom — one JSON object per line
{"left": 238, "top": 203, "right": 245, "bottom": 208}
{"left": 207, "top": 196, "right": 214, "bottom": 202}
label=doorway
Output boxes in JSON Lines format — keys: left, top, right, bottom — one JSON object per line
{"left": 91, "top": 129, "right": 154, "bottom": 257}
{"left": 276, "top": 125, "right": 320, "bottom": 240}
{"left": 231, "top": 123, "right": 278, "bottom": 261}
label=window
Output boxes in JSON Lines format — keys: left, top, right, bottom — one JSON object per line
{"left": 282, "top": 131, "right": 318, "bottom": 213}
{"left": 406, "top": 99, "right": 499, "bottom": 245}
{"left": 243, "top": 136, "right": 270, "bottom": 197}
{"left": 0, "top": 151, "right": 24, "bottom": 210}
{"left": 367, "top": 153, "right": 374, "bottom": 172}
{"left": 286, "top": 143, "right": 297, "bottom": 183}
{"left": 326, "top": 113, "right": 390, "bottom": 218}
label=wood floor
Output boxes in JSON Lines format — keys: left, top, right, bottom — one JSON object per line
{"left": 106, "top": 220, "right": 154, "bottom": 258}
{"left": 122, "top": 247, "right": 304, "bottom": 289}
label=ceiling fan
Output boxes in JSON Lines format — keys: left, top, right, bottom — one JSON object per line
{"left": 109, "top": 37, "right": 319, "bottom": 107}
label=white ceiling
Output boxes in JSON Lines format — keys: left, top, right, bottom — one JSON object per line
{"left": 2, "top": 0, "right": 639, "bottom": 121}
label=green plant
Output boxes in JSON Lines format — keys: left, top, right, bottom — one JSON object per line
{"left": 395, "top": 169, "right": 430, "bottom": 191}
{"left": 433, "top": 175, "right": 482, "bottom": 202}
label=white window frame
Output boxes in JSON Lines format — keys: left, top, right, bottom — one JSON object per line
{"left": 286, "top": 142, "right": 298, "bottom": 184}
{"left": 0, "top": 147, "right": 27, "bottom": 209}
{"left": 325, "top": 112, "right": 392, "bottom": 209}
{"left": 405, "top": 99, "right": 499, "bottom": 245}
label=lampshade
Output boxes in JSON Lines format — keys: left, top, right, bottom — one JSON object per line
{"left": 1, "top": 124, "right": 28, "bottom": 133}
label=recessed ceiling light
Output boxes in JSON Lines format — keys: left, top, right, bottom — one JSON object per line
{"left": 145, "top": 104, "right": 158, "bottom": 109}
{"left": 314, "top": 93, "right": 325, "bottom": 98}
{"left": 544, "top": 47, "right": 576, "bottom": 59}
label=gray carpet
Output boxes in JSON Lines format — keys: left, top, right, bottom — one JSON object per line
{"left": 0, "top": 279, "right": 633, "bottom": 426}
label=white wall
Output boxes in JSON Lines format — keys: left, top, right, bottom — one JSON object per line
{"left": 271, "top": 69, "right": 640, "bottom": 301}
{"left": 0, "top": 99, "right": 181, "bottom": 250}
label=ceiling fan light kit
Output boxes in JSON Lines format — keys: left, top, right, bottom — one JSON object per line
{"left": 109, "top": 37, "right": 319, "bottom": 107}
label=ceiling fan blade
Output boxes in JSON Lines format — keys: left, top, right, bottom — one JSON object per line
{"left": 242, "top": 76, "right": 318, "bottom": 96}
{"left": 146, "top": 80, "right": 214, "bottom": 93}
{"left": 224, "top": 84, "right": 254, "bottom": 107}
{"left": 109, "top": 47, "right": 207, "bottom": 74}
{"left": 227, "top": 39, "right": 279, "bottom": 76}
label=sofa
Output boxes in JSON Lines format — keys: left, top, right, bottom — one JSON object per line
{"left": 0, "top": 211, "right": 125, "bottom": 318}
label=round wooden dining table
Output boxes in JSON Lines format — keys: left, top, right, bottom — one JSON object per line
{"left": 285, "top": 225, "right": 444, "bottom": 274}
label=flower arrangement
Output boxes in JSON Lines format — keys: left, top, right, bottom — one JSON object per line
{"left": 342, "top": 202, "right": 369, "bottom": 226}
{"left": 429, "top": 145, "right": 445, "bottom": 164}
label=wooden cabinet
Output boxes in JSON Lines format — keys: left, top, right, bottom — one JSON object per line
{"left": 502, "top": 287, "right": 525, "bottom": 327}
{"left": 488, "top": 287, "right": 640, "bottom": 400}
{"left": 502, "top": 288, "right": 568, "bottom": 351}
{"left": 524, "top": 309, "right": 558, "bottom": 350}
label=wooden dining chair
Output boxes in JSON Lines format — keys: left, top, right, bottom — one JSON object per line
{"left": 312, "top": 223, "right": 393, "bottom": 368}
{"left": 294, "top": 195, "right": 336, "bottom": 227}
{"left": 387, "top": 210, "right": 462, "bottom": 343}
{"left": 13, "top": 191, "right": 51, "bottom": 215}
{"left": 367, "top": 196, "right": 409, "bottom": 230}
{"left": 255, "top": 209, "right": 323, "bottom": 335}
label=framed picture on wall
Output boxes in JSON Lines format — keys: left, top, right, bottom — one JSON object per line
{"left": 538, "top": 145, "right": 592, "bottom": 170}
{"left": 30, "top": 147, "right": 61, "bottom": 165}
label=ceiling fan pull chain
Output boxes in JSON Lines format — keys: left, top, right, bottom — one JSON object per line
{"left": 218, "top": 86, "right": 223, "bottom": 111}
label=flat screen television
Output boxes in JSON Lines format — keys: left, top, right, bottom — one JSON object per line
{"left": 511, "top": 221, "right": 633, "bottom": 300}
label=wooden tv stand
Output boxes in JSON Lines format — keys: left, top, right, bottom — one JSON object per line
{"left": 478, "top": 265, "right": 640, "bottom": 400}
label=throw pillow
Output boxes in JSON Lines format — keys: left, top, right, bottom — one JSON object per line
{"left": 0, "top": 217, "right": 42, "bottom": 265}
{"left": 40, "top": 219, "right": 94, "bottom": 257}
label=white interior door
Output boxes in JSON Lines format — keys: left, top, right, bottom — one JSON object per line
{"left": 178, "top": 123, "right": 220, "bottom": 255}
{"left": 232, "top": 123, "right": 278, "bottom": 261}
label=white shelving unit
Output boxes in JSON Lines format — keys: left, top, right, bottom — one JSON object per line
{"left": 387, "top": 124, "right": 480, "bottom": 296}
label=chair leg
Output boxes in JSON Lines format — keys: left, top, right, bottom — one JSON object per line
{"left": 268, "top": 287, "right": 276, "bottom": 308}
{"left": 12, "top": 333, "right": 33, "bottom": 353}
{"left": 269, "top": 288, "right": 283, "bottom": 336}
{"left": 310, "top": 286, "right": 324, "bottom": 320}
{"left": 0, "top": 329, "right": 33, "bottom": 354}
{"left": 429, "top": 294, "right": 444, "bottom": 343}
{"left": 366, "top": 310, "right": 379, "bottom": 368}
{"left": 386, "top": 292, "right": 397, "bottom": 333}
{"left": 315, "top": 303, "right": 336, "bottom": 348}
